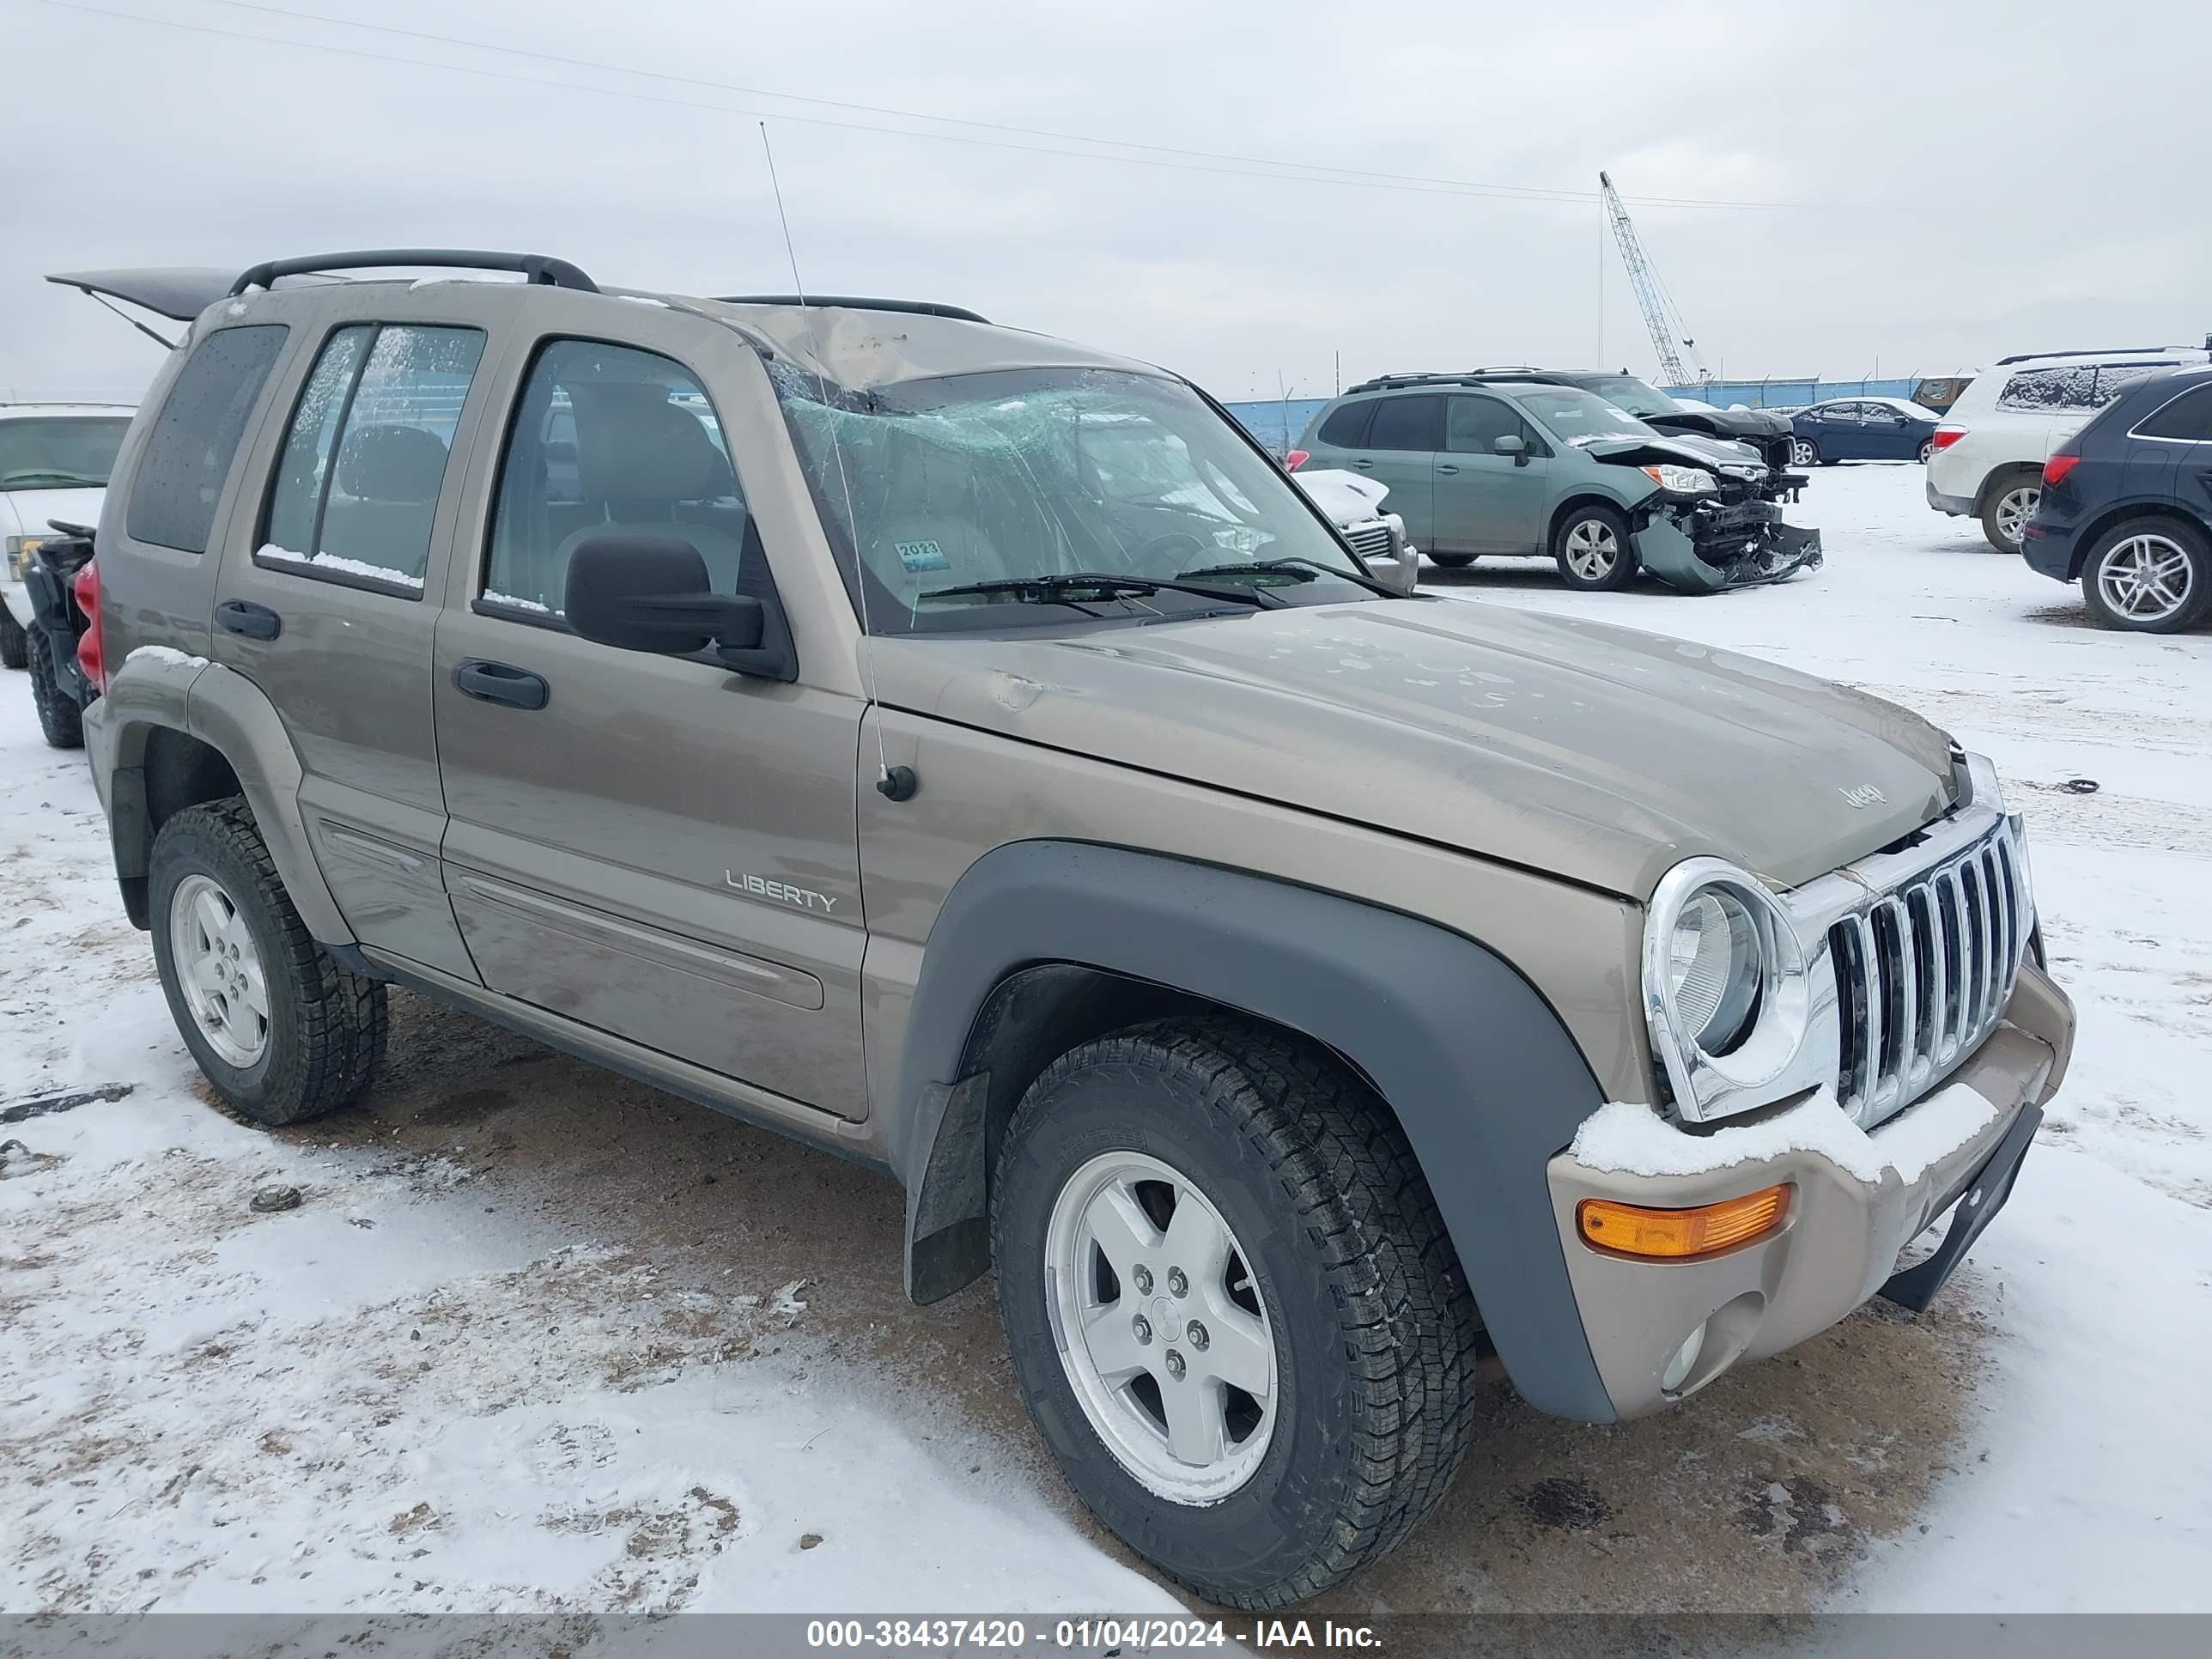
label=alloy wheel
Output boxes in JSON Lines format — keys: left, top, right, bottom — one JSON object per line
{"left": 1044, "top": 1150, "right": 1277, "bottom": 1504}
{"left": 1790, "top": 439, "right": 1818, "bottom": 467}
{"left": 2095, "top": 533, "right": 2196, "bottom": 623}
{"left": 168, "top": 872, "right": 270, "bottom": 1067}
{"left": 1563, "top": 519, "right": 1620, "bottom": 581}
{"left": 1994, "top": 484, "right": 2039, "bottom": 549}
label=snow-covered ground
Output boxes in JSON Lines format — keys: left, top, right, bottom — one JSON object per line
{"left": 2, "top": 462, "right": 2207, "bottom": 1626}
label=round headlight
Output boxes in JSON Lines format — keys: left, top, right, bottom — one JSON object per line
{"left": 1668, "top": 887, "right": 1764, "bottom": 1054}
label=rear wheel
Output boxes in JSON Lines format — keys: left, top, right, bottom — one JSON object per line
{"left": 26, "top": 628, "right": 83, "bottom": 749}
{"left": 0, "top": 606, "right": 26, "bottom": 671}
{"left": 1426, "top": 553, "right": 1476, "bottom": 568}
{"left": 992, "top": 1017, "right": 1479, "bottom": 1608}
{"left": 1981, "top": 471, "right": 2040, "bottom": 552}
{"left": 1553, "top": 504, "right": 1638, "bottom": 592}
{"left": 150, "top": 799, "right": 386, "bottom": 1126}
{"left": 2081, "top": 519, "right": 2211, "bottom": 633}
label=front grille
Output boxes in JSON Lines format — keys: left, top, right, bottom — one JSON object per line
{"left": 1825, "top": 821, "right": 2029, "bottom": 1125}
{"left": 1344, "top": 523, "right": 1395, "bottom": 561}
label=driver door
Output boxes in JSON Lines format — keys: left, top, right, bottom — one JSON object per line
{"left": 1436, "top": 394, "right": 1549, "bottom": 553}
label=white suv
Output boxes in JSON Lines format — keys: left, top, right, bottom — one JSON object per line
{"left": 1926, "top": 348, "right": 2207, "bottom": 551}
{"left": 1, "top": 404, "right": 133, "bottom": 671}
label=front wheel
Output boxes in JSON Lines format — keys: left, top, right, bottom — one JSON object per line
{"left": 1790, "top": 437, "right": 1820, "bottom": 468}
{"left": 2081, "top": 519, "right": 2211, "bottom": 633}
{"left": 1553, "top": 504, "right": 1638, "bottom": 591}
{"left": 1918, "top": 439, "right": 1936, "bottom": 465}
{"left": 1427, "top": 552, "right": 1476, "bottom": 568}
{"left": 993, "top": 1018, "right": 1478, "bottom": 1608}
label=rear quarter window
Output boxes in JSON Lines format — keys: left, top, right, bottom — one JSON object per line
{"left": 1316, "top": 401, "right": 1373, "bottom": 447}
{"left": 2134, "top": 383, "right": 2212, "bottom": 441}
{"left": 126, "top": 325, "right": 289, "bottom": 553}
{"left": 1997, "top": 362, "right": 2181, "bottom": 414}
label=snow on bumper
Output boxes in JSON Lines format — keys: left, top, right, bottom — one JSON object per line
{"left": 1545, "top": 961, "right": 2074, "bottom": 1420}
{"left": 1632, "top": 496, "right": 1823, "bottom": 592}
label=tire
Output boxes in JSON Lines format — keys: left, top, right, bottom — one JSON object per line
{"left": 26, "top": 627, "right": 83, "bottom": 750}
{"left": 1790, "top": 437, "right": 1820, "bottom": 468}
{"left": 1552, "top": 503, "right": 1638, "bottom": 592}
{"left": 1917, "top": 439, "right": 1936, "bottom": 465}
{"left": 992, "top": 1016, "right": 1479, "bottom": 1609}
{"left": 149, "top": 798, "right": 386, "bottom": 1127}
{"left": 0, "top": 605, "right": 26, "bottom": 671}
{"left": 1427, "top": 553, "right": 1476, "bottom": 568}
{"left": 2079, "top": 517, "right": 2212, "bottom": 633}
{"left": 1981, "top": 471, "right": 2041, "bottom": 553}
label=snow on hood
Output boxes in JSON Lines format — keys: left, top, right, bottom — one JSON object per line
{"left": 872, "top": 599, "right": 1960, "bottom": 900}
{"left": 0, "top": 485, "right": 105, "bottom": 544}
{"left": 1291, "top": 466, "right": 1391, "bottom": 526}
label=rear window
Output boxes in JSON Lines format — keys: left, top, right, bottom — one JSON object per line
{"left": 1996, "top": 362, "right": 2178, "bottom": 414}
{"left": 126, "top": 325, "right": 289, "bottom": 553}
{"left": 2133, "top": 383, "right": 2212, "bottom": 442}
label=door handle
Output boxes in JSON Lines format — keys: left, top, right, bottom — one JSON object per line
{"left": 1436, "top": 463, "right": 1461, "bottom": 475}
{"left": 453, "top": 658, "right": 550, "bottom": 710}
{"left": 1351, "top": 458, "right": 1375, "bottom": 469}
{"left": 216, "top": 599, "right": 282, "bottom": 641}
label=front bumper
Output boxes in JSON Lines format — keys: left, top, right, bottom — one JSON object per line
{"left": 1632, "top": 495, "right": 1824, "bottom": 592}
{"left": 1547, "top": 960, "right": 2075, "bottom": 1419}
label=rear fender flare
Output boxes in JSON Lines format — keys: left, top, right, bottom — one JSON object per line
{"left": 894, "top": 839, "right": 1616, "bottom": 1424}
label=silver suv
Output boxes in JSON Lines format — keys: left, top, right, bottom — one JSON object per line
{"left": 64, "top": 251, "right": 2075, "bottom": 1609}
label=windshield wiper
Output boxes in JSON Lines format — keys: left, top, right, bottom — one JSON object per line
{"left": 918, "top": 571, "right": 1280, "bottom": 609}
{"left": 1177, "top": 556, "right": 1400, "bottom": 598}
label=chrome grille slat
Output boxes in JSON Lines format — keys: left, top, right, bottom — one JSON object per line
{"left": 1826, "top": 819, "right": 2027, "bottom": 1126}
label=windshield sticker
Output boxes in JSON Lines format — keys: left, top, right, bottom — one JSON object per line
{"left": 896, "top": 539, "right": 951, "bottom": 572}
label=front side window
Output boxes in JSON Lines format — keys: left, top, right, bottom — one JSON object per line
{"left": 0, "top": 416, "right": 131, "bottom": 492}
{"left": 1445, "top": 396, "right": 1523, "bottom": 453}
{"left": 775, "top": 365, "right": 1372, "bottom": 634}
{"left": 127, "top": 325, "right": 289, "bottom": 553}
{"left": 259, "top": 324, "right": 486, "bottom": 592}
{"left": 484, "top": 339, "right": 747, "bottom": 617}
{"left": 1515, "top": 387, "right": 1656, "bottom": 447}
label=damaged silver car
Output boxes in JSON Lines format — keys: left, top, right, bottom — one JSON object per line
{"left": 1295, "top": 372, "right": 1821, "bottom": 592}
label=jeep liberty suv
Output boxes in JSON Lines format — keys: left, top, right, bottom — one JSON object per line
{"left": 64, "top": 252, "right": 2076, "bottom": 1610}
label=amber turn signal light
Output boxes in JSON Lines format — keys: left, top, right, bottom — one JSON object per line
{"left": 1577, "top": 1184, "right": 1791, "bottom": 1261}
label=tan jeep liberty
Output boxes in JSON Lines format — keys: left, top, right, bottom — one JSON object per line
{"left": 54, "top": 251, "right": 2075, "bottom": 1608}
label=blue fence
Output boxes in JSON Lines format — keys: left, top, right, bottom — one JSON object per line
{"left": 1223, "top": 397, "right": 1330, "bottom": 456}
{"left": 1657, "top": 377, "right": 1926, "bottom": 409}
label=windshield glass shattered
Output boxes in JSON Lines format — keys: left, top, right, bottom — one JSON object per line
{"left": 1576, "top": 375, "right": 1680, "bottom": 419}
{"left": 772, "top": 364, "right": 1374, "bottom": 633}
{"left": 1514, "top": 387, "right": 1658, "bottom": 446}
{"left": 0, "top": 416, "right": 131, "bottom": 490}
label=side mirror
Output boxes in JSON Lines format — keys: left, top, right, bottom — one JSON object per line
{"left": 1494, "top": 434, "right": 1529, "bottom": 466}
{"left": 564, "top": 532, "right": 765, "bottom": 656}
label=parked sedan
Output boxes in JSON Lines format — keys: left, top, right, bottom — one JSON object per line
{"left": 2023, "top": 364, "right": 2212, "bottom": 631}
{"left": 1789, "top": 398, "right": 1942, "bottom": 466}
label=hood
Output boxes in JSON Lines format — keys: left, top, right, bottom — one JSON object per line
{"left": 0, "top": 486, "right": 106, "bottom": 544}
{"left": 1291, "top": 466, "right": 1391, "bottom": 527}
{"left": 873, "top": 600, "right": 1960, "bottom": 901}
{"left": 1674, "top": 405, "right": 1791, "bottom": 439}
{"left": 1578, "top": 433, "right": 1765, "bottom": 472}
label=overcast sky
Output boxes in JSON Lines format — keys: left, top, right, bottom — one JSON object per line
{"left": 8, "top": 0, "right": 2209, "bottom": 407}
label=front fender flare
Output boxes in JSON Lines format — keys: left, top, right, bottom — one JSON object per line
{"left": 895, "top": 840, "right": 1616, "bottom": 1424}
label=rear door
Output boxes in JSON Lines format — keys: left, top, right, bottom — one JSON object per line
{"left": 211, "top": 293, "right": 513, "bottom": 979}
{"left": 1436, "top": 393, "right": 1548, "bottom": 552}
{"left": 1344, "top": 394, "right": 1441, "bottom": 548}
{"left": 430, "top": 303, "right": 868, "bottom": 1116}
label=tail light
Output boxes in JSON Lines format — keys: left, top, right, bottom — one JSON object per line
{"left": 1284, "top": 448, "right": 1310, "bottom": 471}
{"left": 1929, "top": 426, "right": 1966, "bottom": 452}
{"left": 72, "top": 558, "right": 105, "bottom": 692}
{"left": 2043, "top": 452, "right": 2081, "bottom": 486}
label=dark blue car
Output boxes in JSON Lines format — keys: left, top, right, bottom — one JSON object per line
{"left": 2023, "top": 364, "right": 2212, "bottom": 631}
{"left": 1787, "top": 398, "right": 1942, "bottom": 466}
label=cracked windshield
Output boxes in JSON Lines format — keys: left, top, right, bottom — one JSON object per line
{"left": 773, "top": 365, "right": 1375, "bottom": 631}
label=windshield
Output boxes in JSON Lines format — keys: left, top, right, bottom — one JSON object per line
{"left": 1573, "top": 374, "right": 1680, "bottom": 419}
{"left": 0, "top": 416, "right": 130, "bottom": 491}
{"left": 1513, "top": 387, "right": 1657, "bottom": 446}
{"left": 773, "top": 365, "right": 1373, "bottom": 633}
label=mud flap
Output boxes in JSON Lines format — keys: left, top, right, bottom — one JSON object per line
{"left": 1879, "top": 1099, "right": 2041, "bottom": 1313}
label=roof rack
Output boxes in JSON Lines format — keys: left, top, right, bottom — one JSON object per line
{"left": 714, "top": 294, "right": 989, "bottom": 324}
{"left": 1991, "top": 345, "right": 2190, "bottom": 366}
{"left": 1341, "top": 370, "right": 1564, "bottom": 394}
{"left": 230, "top": 249, "right": 598, "bottom": 297}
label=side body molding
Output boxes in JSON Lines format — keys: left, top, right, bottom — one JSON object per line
{"left": 894, "top": 840, "right": 1617, "bottom": 1424}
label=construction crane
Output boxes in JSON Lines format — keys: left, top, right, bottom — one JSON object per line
{"left": 1599, "top": 171, "right": 1711, "bottom": 388}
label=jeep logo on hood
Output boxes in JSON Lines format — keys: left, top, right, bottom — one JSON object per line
{"left": 1839, "top": 784, "right": 1888, "bottom": 809}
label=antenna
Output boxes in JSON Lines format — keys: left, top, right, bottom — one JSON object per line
{"left": 757, "top": 123, "right": 908, "bottom": 799}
